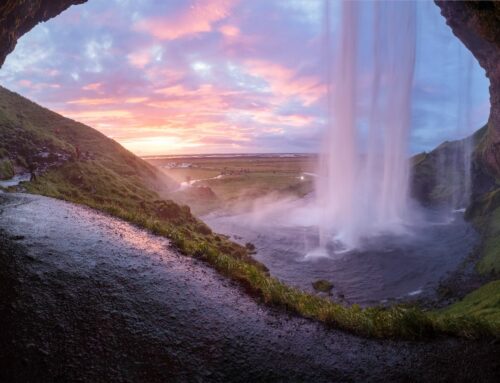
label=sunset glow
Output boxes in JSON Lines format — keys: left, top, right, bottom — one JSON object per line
{"left": 0, "top": 0, "right": 489, "bottom": 156}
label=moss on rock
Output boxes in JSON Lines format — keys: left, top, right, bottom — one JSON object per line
{"left": 312, "top": 279, "right": 334, "bottom": 293}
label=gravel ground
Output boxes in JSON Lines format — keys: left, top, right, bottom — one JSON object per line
{"left": 0, "top": 193, "right": 498, "bottom": 382}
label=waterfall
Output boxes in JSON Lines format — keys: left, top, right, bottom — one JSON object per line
{"left": 433, "top": 35, "right": 475, "bottom": 212}
{"left": 317, "top": 0, "right": 417, "bottom": 249}
{"left": 454, "top": 50, "right": 474, "bottom": 209}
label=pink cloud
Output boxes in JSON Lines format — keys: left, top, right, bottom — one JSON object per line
{"left": 127, "top": 49, "right": 151, "bottom": 68}
{"left": 125, "top": 97, "right": 149, "bottom": 104}
{"left": 67, "top": 97, "right": 117, "bottom": 106}
{"left": 19, "top": 79, "right": 61, "bottom": 90}
{"left": 134, "top": 0, "right": 236, "bottom": 40}
{"left": 245, "top": 59, "right": 324, "bottom": 106}
{"left": 219, "top": 24, "right": 240, "bottom": 37}
{"left": 60, "top": 109, "right": 133, "bottom": 120}
{"left": 250, "top": 109, "right": 314, "bottom": 127}
{"left": 19, "top": 79, "right": 32, "bottom": 88}
{"left": 45, "top": 69, "right": 60, "bottom": 77}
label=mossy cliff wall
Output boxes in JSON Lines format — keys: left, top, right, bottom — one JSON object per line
{"left": 435, "top": 1, "right": 500, "bottom": 179}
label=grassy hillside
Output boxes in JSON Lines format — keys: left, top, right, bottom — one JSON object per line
{"left": 0, "top": 85, "right": 498, "bottom": 340}
{"left": 0, "top": 85, "right": 262, "bottom": 271}
{"left": 0, "top": 85, "right": 175, "bottom": 193}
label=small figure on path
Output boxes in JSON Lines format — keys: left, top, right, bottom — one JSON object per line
{"left": 75, "top": 145, "right": 81, "bottom": 161}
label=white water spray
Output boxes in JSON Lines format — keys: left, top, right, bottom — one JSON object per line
{"left": 317, "top": 1, "right": 417, "bottom": 249}
{"left": 453, "top": 50, "right": 474, "bottom": 209}
{"left": 433, "top": 32, "right": 476, "bottom": 212}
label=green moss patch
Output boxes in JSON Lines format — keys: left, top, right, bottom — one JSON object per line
{"left": 478, "top": 209, "right": 500, "bottom": 274}
{"left": 440, "top": 281, "right": 500, "bottom": 324}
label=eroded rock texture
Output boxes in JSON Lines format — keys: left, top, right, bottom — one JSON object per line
{"left": 436, "top": 1, "right": 500, "bottom": 178}
{"left": 0, "top": 0, "right": 86, "bottom": 67}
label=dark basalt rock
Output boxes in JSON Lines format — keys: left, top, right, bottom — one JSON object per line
{"left": 0, "top": 0, "right": 87, "bottom": 67}
{"left": 435, "top": 1, "right": 500, "bottom": 178}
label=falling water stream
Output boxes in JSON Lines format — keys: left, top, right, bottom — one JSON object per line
{"left": 317, "top": 1, "right": 417, "bottom": 249}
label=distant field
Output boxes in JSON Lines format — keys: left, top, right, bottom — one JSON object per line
{"left": 145, "top": 155, "right": 317, "bottom": 214}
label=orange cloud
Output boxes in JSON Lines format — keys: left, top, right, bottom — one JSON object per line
{"left": 120, "top": 135, "right": 203, "bottom": 156}
{"left": 134, "top": 0, "right": 236, "bottom": 40}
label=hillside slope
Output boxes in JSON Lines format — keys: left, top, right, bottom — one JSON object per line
{"left": 0, "top": 85, "right": 263, "bottom": 272}
{"left": 0, "top": 85, "right": 175, "bottom": 192}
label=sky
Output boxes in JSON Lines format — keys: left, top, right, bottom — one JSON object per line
{"left": 0, "top": 0, "right": 491, "bottom": 156}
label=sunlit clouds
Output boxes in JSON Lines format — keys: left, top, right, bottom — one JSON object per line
{"left": 134, "top": 0, "right": 237, "bottom": 41}
{"left": 0, "top": 0, "right": 490, "bottom": 155}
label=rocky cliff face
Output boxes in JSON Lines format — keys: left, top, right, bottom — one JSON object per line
{"left": 435, "top": 1, "right": 500, "bottom": 178}
{"left": 0, "top": 0, "right": 86, "bottom": 67}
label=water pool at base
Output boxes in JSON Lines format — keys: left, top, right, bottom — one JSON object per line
{"left": 204, "top": 199, "right": 478, "bottom": 306}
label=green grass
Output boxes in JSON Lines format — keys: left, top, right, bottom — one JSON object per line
{"left": 441, "top": 281, "right": 500, "bottom": 324}
{"left": 466, "top": 188, "right": 500, "bottom": 274}
{"left": 479, "top": 206, "right": 500, "bottom": 274}
{"left": 1, "top": 85, "right": 499, "bottom": 340}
